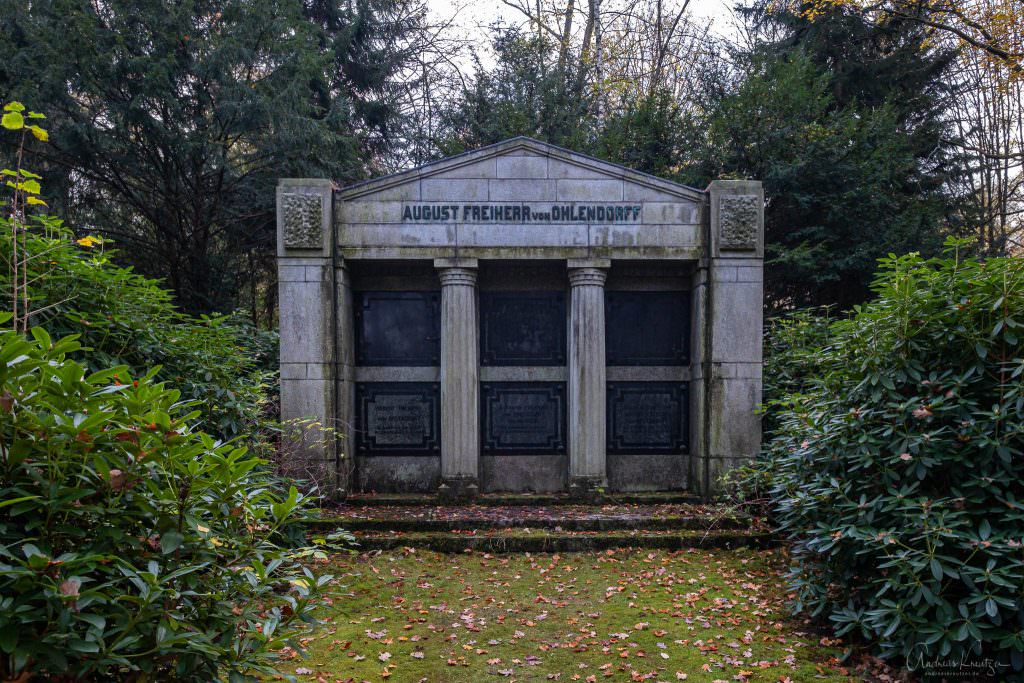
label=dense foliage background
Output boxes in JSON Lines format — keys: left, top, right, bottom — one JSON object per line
{"left": 0, "top": 211, "right": 275, "bottom": 441}
{"left": 753, "top": 240, "right": 1024, "bottom": 673}
{"left": 0, "top": 0, "right": 424, "bottom": 318}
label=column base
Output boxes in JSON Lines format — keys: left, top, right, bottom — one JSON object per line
{"left": 437, "top": 477, "right": 479, "bottom": 503}
{"left": 568, "top": 476, "right": 606, "bottom": 502}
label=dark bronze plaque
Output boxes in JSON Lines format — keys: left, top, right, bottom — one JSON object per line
{"left": 355, "top": 292, "right": 440, "bottom": 366}
{"left": 480, "top": 292, "right": 566, "bottom": 366}
{"left": 607, "top": 382, "right": 688, "bottom": 454}
{"left": 482, "top": 382, "right": 566, "bottom": 454}
{"left": 606, "top": 291, "right": 690, "bottom": 365}
{"left": 356, "top": 383, "right": 440, "bottom": 455}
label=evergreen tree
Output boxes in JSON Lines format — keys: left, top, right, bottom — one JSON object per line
{"left": 595, "top": 89, "right": 694, "bottom": 178}
{"left": 435, "top": 28, "right": 595, "bottom": 155}
{"left": 0, "top": 0, "right": 423, "bottom": 316}
{"left": 693, "top": 3, "right": 965, "bottom": 308}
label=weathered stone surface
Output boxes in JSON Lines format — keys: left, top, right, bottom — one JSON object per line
{"left": 707, "top": 179, "right": 764, "bottom": 259}
{"left": 422, "top": 178, "right": 489, "bottom": 201}
{"left": 710, "top": 282, "right": 764, "bottom": 364}
{"left": 496, "top": 155, "right": 548, "bottom": 178}
{"left": 607, "top": 454, "right": 687, "bottom": 492}
{"left": 709, "top": 376, "right": 761, "bottom": 459}
{"left": 480, "top": 367, "right": 568, "bottom": 382}
{"left": 488, "top": 179, "right": 555, "bottom": 201}
{"left": 719, "top": 195, "right": 759, "bottom": 250}
{"left": 456, "top": 224, "right": 589, "bottom": 247}
{"left": 482, "top": 455, "right": 568, "bottom": 493}
{"left": 437, "top": 158, "right": 497, "bottom": 179}
{"left": 281, "top": 193, "right": 324, "bottom": 249}
{"left": 623, "top": 183, "right": 689, "bottom": 202}
{"left": 359, "top": 456, "right": 441, "bottom": 493}
{"left": 277, "top": 179, "right": 333, "bottom": 257}
{"left": 641, "top": 202, "right": 700, "bottom": 225}
{"left": 278, "top": 278, "right": 331, "bottom": 364}
{"left": 556, "top": 179, "right": 624, "bottom": 201}
{"left": 605, "top": 366, "right": 690, "bottom": 382}
{"left": 547, "top": 159, "right": 608, "bottom": 180}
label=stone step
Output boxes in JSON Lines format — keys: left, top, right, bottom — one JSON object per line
{"left": 342, "top": 491, "right": 702, "bottom": 506}
{"left": 314, "top": 515, "right": 749, "bottom": 532}
{"left": 307, "top": 503, "right": 752, "bottom": 533}
{"left": 342, "top": 528, "right": 776, "bottom": 553}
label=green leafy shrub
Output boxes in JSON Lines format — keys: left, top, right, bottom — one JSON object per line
{"left": 0, "top": 324, "right": 327, "bottom": 681}
{"left": 761, "top": 307, "right": 836, "bottom": 438}
{"left": 0, "top": 213, "right": 275, "bottom": 441}
{"left": 765, "top": 239, "right": 1024, "bottom": 673}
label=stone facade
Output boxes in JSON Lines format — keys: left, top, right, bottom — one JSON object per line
{"left": 277, "top": 137, "right": 763, "bottom": 499}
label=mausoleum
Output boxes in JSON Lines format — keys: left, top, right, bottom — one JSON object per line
{"left": 276, "top": 137, "right": 763, "bottom": 500}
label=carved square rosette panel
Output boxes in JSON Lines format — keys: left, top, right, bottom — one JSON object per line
{"left": 282, "top": 192, "right": 324, "bottom": 250}
{"left": 718, "top": 195, "right": 759, "bottom": 250}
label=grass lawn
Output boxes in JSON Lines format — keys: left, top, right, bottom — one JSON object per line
{"left": 269, "top": 547, "right": 852, "bottom": 683}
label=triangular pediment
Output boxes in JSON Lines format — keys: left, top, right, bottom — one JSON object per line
{"left": 338, "top": 137, "right": 704, "bottom": 203}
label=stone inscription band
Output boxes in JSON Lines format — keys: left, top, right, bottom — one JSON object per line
{"left": 402, "top": 203, "right": 643, "bottom": 223}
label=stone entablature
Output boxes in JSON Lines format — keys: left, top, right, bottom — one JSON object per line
{"left": 277, "top": 137, "right": 763, "bottom": 500}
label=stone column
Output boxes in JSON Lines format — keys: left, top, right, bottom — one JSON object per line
{"left": 696, "top": 180, "right": 765, "bottom": 498}
{"left": 567, "top": 259, "right": 610, "bottom": 498}
{"left": 276, "top": 179, "right": 342, "bottom": 498}
{"left": 435, "top": 258, "right": 480, "bottom": 501}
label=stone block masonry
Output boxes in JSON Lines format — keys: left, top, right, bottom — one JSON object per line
{"left": 277, "top": 137, "right": 763, "bottom": 501}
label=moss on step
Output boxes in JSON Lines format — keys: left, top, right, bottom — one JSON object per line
{"left": 346, "top": 529, "right": 776, "bottom": 553}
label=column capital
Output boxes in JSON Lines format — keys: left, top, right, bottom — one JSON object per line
{"left": 568, "top": 267, "right": 608, "bottom": 288}
{"left": 437, "top": 266, "right": 478, "bottom": 287}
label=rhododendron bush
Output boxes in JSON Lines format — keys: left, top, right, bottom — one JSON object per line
{"left": 762, "top": 239, "right": 1024, "bottom": 674}
{"left": 0, "top": 327, "right": 328, "bottom": 681}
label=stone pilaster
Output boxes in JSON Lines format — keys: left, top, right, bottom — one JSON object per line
{"left": 276, "top": 179, "right": 341, "bottom": 499}
{"left": 435, "top": 258, "right": 480, "bottom": 501}
{"left": 334, "top": 260, "right": 355, "bottom": 497}
{"left": 567, "top": 259, "right": 610, "bottom": 498}
{"left": 696, "top": 180, "right": 764, "bottom": 498}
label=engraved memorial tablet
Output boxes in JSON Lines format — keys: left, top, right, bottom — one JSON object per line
{"left": 607, "top": 382, "right": 688, "bottom": 454}
{"left": 356, "top": 383, "right": 440, "bottom": 455}
{"left": 482, "top": 382, "right": 566, "bottom": 454}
